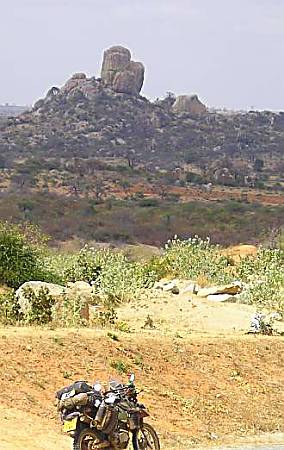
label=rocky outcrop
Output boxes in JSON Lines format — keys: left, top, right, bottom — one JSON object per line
{"left": 101, "top": 46, "right": 145, "bottom": 95}
{"left": 172, "top": 95, "right": 207, "bottom": 115}
{"left": 101, "top": 46, "right": 131, "bottom": 85}
{"left": 61, "top": 73, "right": 87, "bottom": 94}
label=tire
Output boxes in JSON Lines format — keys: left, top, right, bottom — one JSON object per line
{"left": 73, "top": 427, "right": 107, "bottom": 450}
{"left": 132, "top": 423, "right": 160, "bottom": 450}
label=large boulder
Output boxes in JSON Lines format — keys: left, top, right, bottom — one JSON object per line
{"left": 222, "top": 245, "right": 258, "bottom": 263}
{"left": 101, "top": 46, "right": 145, "bottom": 95}
{"left": 101, "top": 46, "right": 131, "bottom": 85}
{"left": 15, "top": 281, "right": 66, "bottom": 315}
{"left": 61, "top": 73, "right": 87, "bottom": 94}
{"left": 113, "top": 61, "right": 145, "bottom": 95}
{"left": 172, "top": 95, "right": 207, "bottom": 115}
{"left": 15, "top": 280, "right": 96, "bottom": 320}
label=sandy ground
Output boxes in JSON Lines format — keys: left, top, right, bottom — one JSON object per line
{"left": 0, "top": 286, "right": 283, "bottom": 449}
{"left": 1, "top": 408, "right": 283, "bottom": 450}
{"left": 0, "top": 407, "right": 283, "bottom": 450}
{"left": 0, "top": 408, "right": 69, "bottom": 450}
{"left": 117, "top": 287, "right": 284, "bottom": 335}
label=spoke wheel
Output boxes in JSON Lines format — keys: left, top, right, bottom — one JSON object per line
{"left": 73, "top": 428, "right": 106, "bottom": 450}
{"left": 132, "top": 423, "right": 160, "bottom": 450}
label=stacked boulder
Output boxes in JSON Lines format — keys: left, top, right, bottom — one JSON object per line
{"left": 101, "top": 46, "right": 145, "bottom": 95}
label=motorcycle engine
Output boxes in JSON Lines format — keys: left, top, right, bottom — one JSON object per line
{"left": 110, "top": 430, "right": 130, "bottom": 449}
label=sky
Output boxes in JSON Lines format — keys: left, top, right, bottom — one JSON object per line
{"left": 1, "top": 0, "right": 284, "bottom": 110}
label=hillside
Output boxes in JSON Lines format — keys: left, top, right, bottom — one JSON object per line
{"left": 0, "top": 219, "right": 283, "bottom": 448}
{"left": 0, "top": 45, "right": 283, "bottom": 245}
{"left": 1, "top": 327, "right": 283, "bottom": 449}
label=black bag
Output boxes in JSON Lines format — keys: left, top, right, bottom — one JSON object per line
{"left": 56, "top": 381, "right": 93, "bottom": 400}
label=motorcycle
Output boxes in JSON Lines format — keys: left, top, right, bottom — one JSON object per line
{"left": 56, "top": 373, "right": 160, "bottom": 450}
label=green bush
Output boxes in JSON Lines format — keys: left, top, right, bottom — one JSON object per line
{"left": 110, "top": 359, "right": 129, "bottom": 375}
{"left": 138, "top": 198, "right": 160, "bottom": 207}
{"left": 0, "top": 222, "right": 60, "bottom": 288}
{"left": 94, "top": 307, "right": 118, "bottom": 327}
{"left": 237, "top": 248, "right": 284, "bottom": 312}
{"left": 52, "top": 292, "right": 88, "bottom": 327}
{"left": 185, "top": 172, "right": 204, "bottom": 184}
{"left": 162, "top": 235, "right": 231, "bottom": 284}
{"left": 63, "top": 246, "right": 105, "bottom": 283}
{"left": 0, "top": 222, "right": 43, "bottom": 288}
{"left": 0, "top": 290, "right": 20, "bottom": 324}
{"left": 22, "top": 286, "right": 55, "bottom": 324}
{"left": 64, "top": 246, "right": 160, "bottom": 305}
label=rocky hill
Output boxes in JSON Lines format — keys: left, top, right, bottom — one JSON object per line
{"left": 0, "top": 46, "right": 283, "bottom": 245}
{"left": 1, "top": 45, "right": 284, "bottom": 188}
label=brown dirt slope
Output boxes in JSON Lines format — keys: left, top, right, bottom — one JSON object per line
{"left": 0, "top": 327, "right": 283, "bottom": 448}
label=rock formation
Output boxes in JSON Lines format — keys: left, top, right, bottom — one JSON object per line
{"left": 61, "top": 73, "right": 87, "bottom": 95}
{"left": 172, "top": 95, "right": 207, "bottom": 115}
{"left": 101, "top": 45, "right": 145, "bottom": 95}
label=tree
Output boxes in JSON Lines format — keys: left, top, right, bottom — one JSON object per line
{"left": 0, "top": 222, "right": 43, "bottom": 288}
{"left": 254, "top": 159, "right": 264, "bottom": 172}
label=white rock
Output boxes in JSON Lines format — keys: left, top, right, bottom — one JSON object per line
{"left": 16, "top": 281, "right": 66, "bottom": 314}
{"left": 154, "top": 279, "right": 179, "bottom": 294}
{"left": 181, "top": 283, "right": 199, "bottom": 295}
{"left": 197, "top": 281, "right": 243, "bottom": 297}
{"left": 207, "top": 294, "right": 236, "bottom": 302}
{"left": 163, "top": 281, "right": 178, "bottom": 292}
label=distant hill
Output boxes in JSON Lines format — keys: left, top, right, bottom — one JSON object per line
{"left": 0, "top": 104, "right": 29, "bottom": 117}
{"left": 0, "top": 46, "right": 283, "bottom": 245}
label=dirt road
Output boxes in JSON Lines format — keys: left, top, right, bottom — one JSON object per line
{"left": 1, "top": 407, "right": 283, "bottom": 450}
{"left": 0, "top": 324, "right": 283, "bottom": 449}
{"left": 0, "top": 408, "right": 69, "bottom": 450}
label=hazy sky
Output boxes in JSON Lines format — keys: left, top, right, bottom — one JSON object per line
{"left": 1, "top": 0, "right": 284, "bottom": 110}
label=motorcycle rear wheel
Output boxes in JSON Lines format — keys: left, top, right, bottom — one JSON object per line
{"left": 132, "top": 423, "right": 160, "bottom": 450}
{"left": 73, "top": 428, "right": 108, "bottom": 450}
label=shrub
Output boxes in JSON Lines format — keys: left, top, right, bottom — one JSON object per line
{"left": 64, "top": 246, "right": 160, "bottom": 305}
{"left": 0, "top": 290, "right": 20, "bottom": 324}
{"left": 22, "top": 286, "right": 55, "bottom": 324}
{"left": 237, "top": 248, "right": 284, "bottom": 312}
{"left": 138, "top": 198, "right": 160, "bottom": 207}
{"left": 63, "top": 246, "right": 105, "bottom": 283}
{"left": 162, "top": 235, "right": 231, "bottom": 284}
{"left": 185, "top": 172, "right": 204, "bottom": 184}
{"left": 110, "top": 359, "right": 129, "bottom": 375}
{"left": 0, "top": 222, "right": 43, "bottom": 288}
{"left": 95, "top": 307, "right": 118, "bottom": 327}
{"left": 0, "top": 222, "right": 57, "bottom": 288}
{"left": 52, "top": 293, "right": 88, "bottom": 327}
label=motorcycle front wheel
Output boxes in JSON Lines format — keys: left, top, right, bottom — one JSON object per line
{"left": 132, "top": 423, "right": 160, "bottom": 450}
{"left": 73, "top": 428, "right": 107, "bottom": 450}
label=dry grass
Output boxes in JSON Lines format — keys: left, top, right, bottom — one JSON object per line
{"left": 0, "top": 326, "right": 283, "bottom": 448}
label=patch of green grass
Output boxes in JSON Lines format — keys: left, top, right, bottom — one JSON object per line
{"left": 110, "top": 359, "right": 129, "bottom": 375}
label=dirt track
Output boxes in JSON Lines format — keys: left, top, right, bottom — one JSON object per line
{"left": 0, "top": 408, "right": 69, "bottom": 450}
{"left": 0, "top": 324, "right": 283, "bottom": 449}
{"left": 1, "top": 408, "right": 283, "bottom": 450}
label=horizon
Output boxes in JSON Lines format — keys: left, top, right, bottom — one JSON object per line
{"left": 2, "top": 0, "right": 284, "bottom": 111}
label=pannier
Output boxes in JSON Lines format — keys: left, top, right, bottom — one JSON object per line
{"left": 56, "top": 381, "right": 92, "bottom": 400}
{"left": 59, "top": 392, "right": 89, "bottom": 411}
